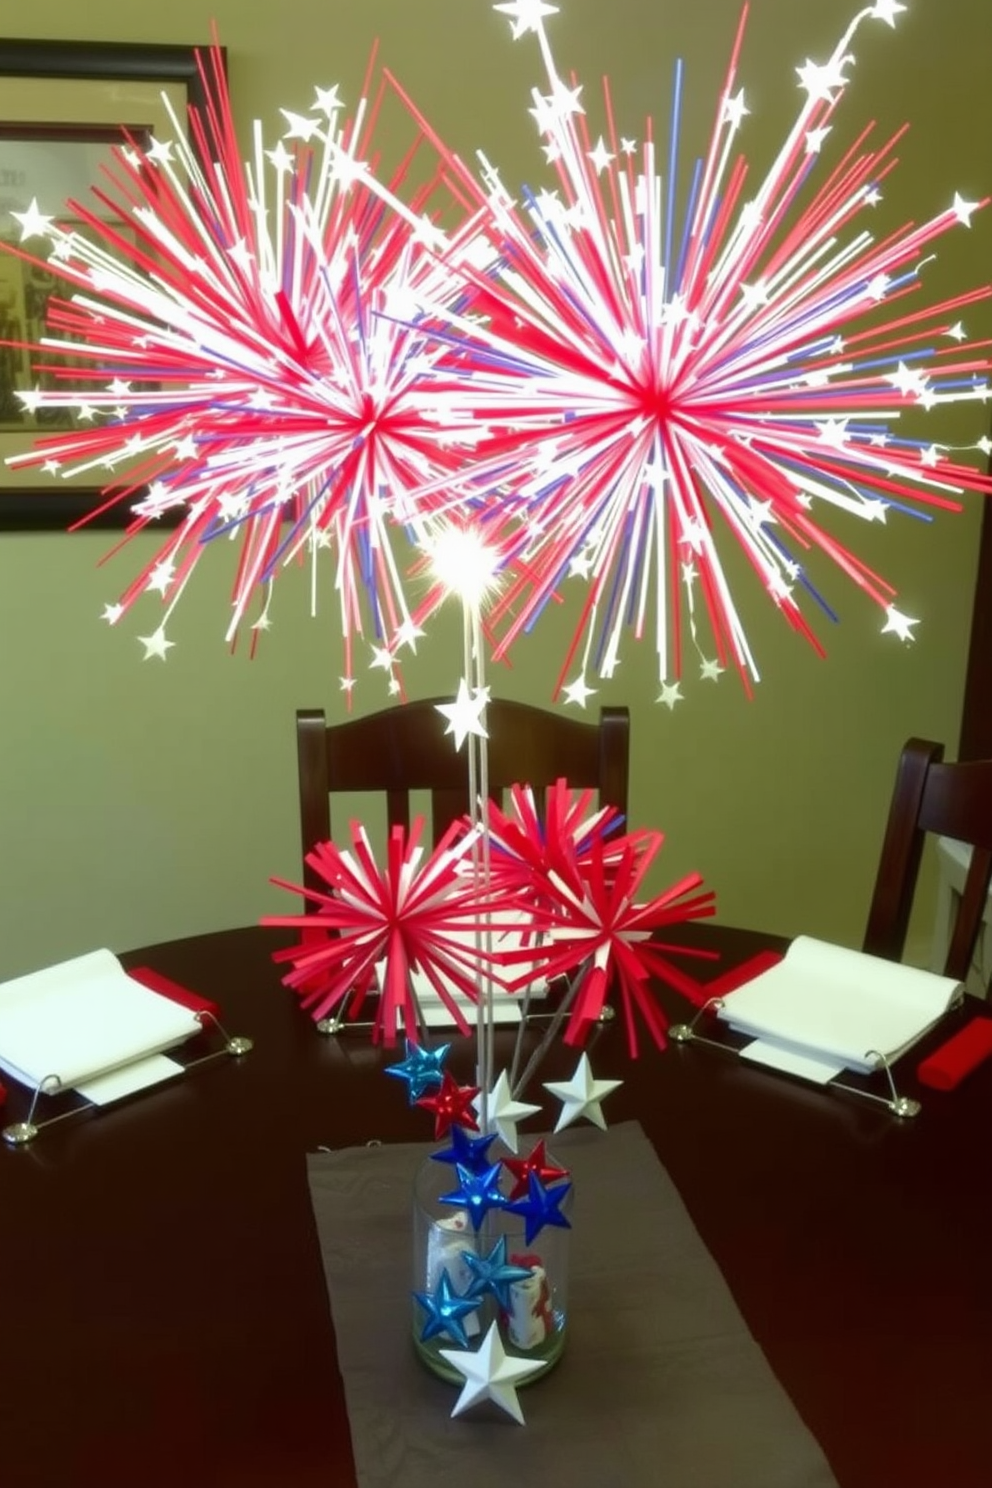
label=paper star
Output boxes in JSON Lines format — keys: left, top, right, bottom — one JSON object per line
{"left": 138, "top": 627, "right": 174, "bottom": 661}
{"left": 700, "top": 658, "right": 723, "bottom": 682}
{"left": 657, "top": 682, "right": 683, "bottom": 711}
{"left": 101, "top": 603, "right": 124, "bottom": 626}
{"left": 871, "top": 0, "right": 906, "bottom": 25}
{"left": 881, "top": 605, "right": 918, "bottom": 642}
{"left": 385, "top": 1039, "right": 450, "bottom": 1102}
{"left": 722, "top": 89, "right": 749, "bottom": 130}
{"left": 473, "top": 1070, "right": 540, "bottom": 1153}
{"left": 461, "top": 1235, "right": 534, "bottom": 1308}
{"left": 796, "top": 57, "right": 849, "bottom": 102}
{"left": 439, "top": 1161, "right": 508, "bottom": 1232}
{"left": 501, "top": 1138, "right": 569, "bottom": 1201}
{"left": 493, "top": 0, "right": 559, "bottom": 39}
{"left": 431, "top": 1124, "right": 499, "bottom": 1173}
{"left": 10, "top": 198, "right": 54, "bottom": 241}
{"left": 417, "top": 1070, "right": 480, "bottom": 1139}
{"left": 413, "top": 1270, "right": 479, "bottom": 1347}
{"left": 436, "top": 680, "right": 490, "bottom": 750}
{"left": 507, "top": 1169, "right": 573, "bottom": 1245}
{"left": 543, "top": 1053, "right": 621, "bottom": 1132}
{"left": 952, "top": 192, "right": 980, "bottom": 227}
{"left": 439, "top": 1321, "right": 544, "bottom": 1424}
{"left": 562, "top": 675, "right": 596, "bottom": 708}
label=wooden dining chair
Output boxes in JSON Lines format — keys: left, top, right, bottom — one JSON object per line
{"left": 295, "top": 698, "right": 631, "bottom": 905}
{"left": 863, "top": 737, "right": 992, "bottom": 986}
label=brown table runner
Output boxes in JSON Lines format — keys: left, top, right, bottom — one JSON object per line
{"left": 307, "top": 1121, "right": 838, "bottom": 1488}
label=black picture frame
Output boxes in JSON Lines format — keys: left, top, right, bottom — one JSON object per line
{"left": 0, "top": 39, "right": 220, "bottom": 532}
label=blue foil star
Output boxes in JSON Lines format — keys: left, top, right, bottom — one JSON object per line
{"left": 507, "top": 1172, "right": 573, "bottom": 1245}
{"left": 412, "top": 1269, "right": 478, "bottom": 1347}
{"left": 439, "top": 1161, "right": 508, "bottom": 1232}
{"left": 430, "top": 1124, "right": 499, "bottom": 1174}
{"left": 461, "top": 1235, "right": 535, "bottom": 1310}
{"left": 385, "top": 1039, "right": 450, "bottom": 1102}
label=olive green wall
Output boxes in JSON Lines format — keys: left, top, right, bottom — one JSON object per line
{"left": 0, "top": 0, "right": 989, "bottom": 978}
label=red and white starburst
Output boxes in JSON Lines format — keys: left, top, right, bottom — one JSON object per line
{"left": 487, "top": 784, "right": 718, "bottom": 1055}
{"left": 264, "top": 817, "right": 512, "bottom": 1045}
{"left": 3, "top": 47, "right": 492, "bottom": 680}
{"left": 381, "top": 1, "right": 992, "bottom": 699}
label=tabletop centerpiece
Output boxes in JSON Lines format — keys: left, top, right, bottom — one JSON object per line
{"left": 4, "top": 0, "right": 990, "bottom": 1427}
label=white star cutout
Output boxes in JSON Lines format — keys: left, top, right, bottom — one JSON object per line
{"left": 871, "top": 0, "right": 907, "bottom": 26}
{"left": 951, "top": 192, "right": 980, "bottom": 227}
{"left": 657, "top": 681, "right": 683, "bottom": 710}
{"left": 138, "top": 627, "right": 174, "bottom": 661}
{"left": 473, "top": 1071, "right": 540, "bottom": 1153}
{"left": 10, "top": 198, "right": 54, "bottom": 241}
{"left": 882, "top": 606, "right": 918, "bottom": 642}
{"left": 436, "top": 680, "right": 490, "bottom": 751}
{"left": 562, "top": 676, "right": 596, "bottom": 708}
{"left": 439, "top": 1321, "right": 543, "bottom": 1424}
{"left": 700, "top": 658, "right": 723, "bottom": 682}
{"left": 493, "top": 0, "right": 558, "bottom": 39}
{"left": 544, "top": 1054, "right": 621, "bottom": 1133}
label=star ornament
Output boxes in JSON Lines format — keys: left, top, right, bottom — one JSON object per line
{"left": 413, "top": 1269, "right": 479, "bottom": 1347}
{"left": 473, "top": 1069, "right": 541, "bottom": 1153}
{"left": 439, "top": 1320, "right": 544, "bottom": 1424}
{"left": 417, "top": 1070, "right": 481, "bottom": 1139}
{"left": 431, "top": 1124, "right": 499, "bottom": 1173}
{"left": 544, "top": 1053, "right": 621, "bottom": 1133}
{"left": 435, "top": 680, "right": 490, "bottom": 751}
{"left": 507, "top": 1169, "right": 573, "bottom": 1245}
{"left": 461, "top": 1235, "right": 534, "bottom": 1308}
{"left": 385, "top": 1039, "right": 450, "bottom": 1102}
{"left": 501, "top": 1138, "right": 570, "bottom": 1200}
{"left": 439, "top": 1161, "right": 508, "bottom": 1231}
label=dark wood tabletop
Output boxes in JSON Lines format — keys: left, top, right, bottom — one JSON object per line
{"left": 1, "top": 923, "right": 989, "bottom": 1488}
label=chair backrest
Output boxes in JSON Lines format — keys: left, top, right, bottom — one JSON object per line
{"left": 863, "top": 737, "right": 992, "bottom": 982}
{"left": 296, "top": 698, "right": 630, "bottom": 905}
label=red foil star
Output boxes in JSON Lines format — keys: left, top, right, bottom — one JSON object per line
{"left": 417, "top": 1070, "right": 481, "bottom": 1139}
{"left": 501, "top": 1139, "right": 569, "bottom": 1201}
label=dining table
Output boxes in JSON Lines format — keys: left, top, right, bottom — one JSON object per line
{"left": 0, "top": 921, "right": 989, "bottom": 1488}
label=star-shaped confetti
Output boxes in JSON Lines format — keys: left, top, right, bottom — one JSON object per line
{"left": 413, "top": 1269, "right": 479, "bottom": 1347}
{"left": 439, "top": 1320, "right": 544, "bottom": 1424}
{"left": 543, "top": 1054, "right": 621, "bottom": 1132}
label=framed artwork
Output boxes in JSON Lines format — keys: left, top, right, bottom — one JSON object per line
{"left": 0, "top": 40, "right": 216, "bottom": 531}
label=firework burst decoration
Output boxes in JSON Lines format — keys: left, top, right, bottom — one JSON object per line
{"left": 373, "top": 0, "right": 992, "bottom": 700}
{"left": 3, "top": 45, "right": 495, "bottom": 682}
{"left": 3, "top": 0, "right": 990, "bottom": 705}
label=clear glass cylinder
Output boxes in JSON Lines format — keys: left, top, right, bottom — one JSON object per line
{"left": 411, "top": 1152, "right": 571, "bottom": 1383}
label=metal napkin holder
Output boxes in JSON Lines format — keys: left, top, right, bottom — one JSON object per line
{"left": 669, "top": 997, "right": 922, "bottom": 1119}
{"left": 2, "top": 1010, "right": 253, "bottom": 1148}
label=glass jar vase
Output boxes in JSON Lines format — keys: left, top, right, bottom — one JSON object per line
{"left": 411, "top": 1151, "right": 572, "bottom": 1383}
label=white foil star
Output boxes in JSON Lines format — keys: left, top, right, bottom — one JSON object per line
{"left": 473, "top": 1070, "right": 540, "bottom": 1153}
{"left": 439, "top": 1321, "right": 544, "bottom": 1423}
{"left": 544, "top": 1053, "right": 621, "bottom": 1133}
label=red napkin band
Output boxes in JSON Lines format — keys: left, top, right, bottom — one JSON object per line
{"left": 917, "top": 1017, "right": 992, "bottom": 1091}
{"left": 126, "top": 966, "right": 221, "bottom": 1024}
{"left": 703, "top": 949, "right": 785, "bottom": 1004}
